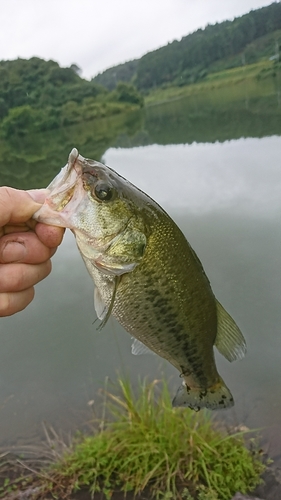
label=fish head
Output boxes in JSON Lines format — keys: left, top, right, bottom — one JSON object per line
{"left": 34, "top": 148, "right": 148, "bottom": 275}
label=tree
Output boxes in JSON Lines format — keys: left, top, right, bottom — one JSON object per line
{"left": 70, "top": 63, "right": 82, "bottom": 76}
{"left": 1, "top": 105, "right": 38, "bottom": 137}
{"left": 112, "top": 83, "right": 144, "bottom": 106}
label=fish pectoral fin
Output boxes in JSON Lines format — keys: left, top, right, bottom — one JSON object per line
{"left": 215, "top": 300, "right": 247, "bottom": 362}
{"left": 94, "top": 258, "right": 137, "bottom": 276}
{"left": 131, "top": 338, "right": 156, "bottom": 356}
{"left": 172, "top": 378, "right": 234, "bottom": 411}
{"left": 96, "top": 277, "right": 120, "bottom": 331}
{"left": 94, "top": 287, "right": 108, "bottom": 320}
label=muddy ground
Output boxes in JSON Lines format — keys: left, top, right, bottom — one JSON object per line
{"left": 1, "top": 455, "right": 281, "bottom": 500}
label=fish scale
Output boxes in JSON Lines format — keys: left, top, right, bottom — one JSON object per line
{"left": 34, "top": 148, "right": 247, "bottom": 411}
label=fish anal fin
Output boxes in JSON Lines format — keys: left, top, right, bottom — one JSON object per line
{"left": 215, "top": 300, "right": 247, "bottom": 362}
{"left": 172, "top": 377, "right": 234, "bottom": 411}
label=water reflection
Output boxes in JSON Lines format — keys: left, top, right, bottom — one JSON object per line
{"left": 0, "top": 134, "right": 280, "bottom": 463}
{"left": 105, "top": 136, "right": 281, "bottom": 216}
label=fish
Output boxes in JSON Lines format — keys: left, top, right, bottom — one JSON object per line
{"left": 34, "top": 148, "right": 246, "bottom": 411}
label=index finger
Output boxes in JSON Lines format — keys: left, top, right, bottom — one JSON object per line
{"left": 0, "top": 187, "right": 42, "bottom": 226}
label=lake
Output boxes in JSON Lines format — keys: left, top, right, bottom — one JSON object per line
{"left": 0, "top": 80, "right": 280, "bottom": 463}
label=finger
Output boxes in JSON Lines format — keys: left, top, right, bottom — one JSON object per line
{"left": 0, "top": 288, "right": 35, "bottom": 317}
{"left": 0, "top": 187, "right": 42, "bottom": 226}
{"left": 27, "top": 189, "right": 50, "bottom": 204}
{"left": 0, "top": 232, "right": 53, "bottom": 264}
{"left": 0, "top": 260, "right": 52, "bottom": 293}
{"left": 2, "top": 224, "right": 30, "bottom": 235}
{"left": 35, "top": 223, "right": 65, "bottom": 248}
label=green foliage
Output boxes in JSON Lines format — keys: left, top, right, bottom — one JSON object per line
{"left": 111, "top": 82, "right": 144, "bottom": 106}
{"left": 1, "top": 105, "right": 38, "bottom": 136}
{"left": 8, "top": 378, "right": 264, "bottom": 500}
{"left": 136, "top": 2, "right": 281, "bottom": 90}
{"left": 93, "top": 2, "right": 281, "bottom": 91}
{"left": 94, "top": 59, "right": 139, "bottom": 90}
{"left": 0, "top": 57, "right": 143, "bottom": 137}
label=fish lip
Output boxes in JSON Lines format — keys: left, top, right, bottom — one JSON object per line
{"left": 33, "top": 148, "right": 85, "bottom": 227}
{"left": 33, "top": 148, "right": 111, "bottom": 228}
{"left": 49, "top": 149, "right": 103, "bottom": 211}
{"left": 44, "top": 149, "right": 83, "bottom": 212}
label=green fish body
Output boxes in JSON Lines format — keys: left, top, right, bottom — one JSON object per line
{"left": 34, "top": 149, "right": 246, "bottom": 411}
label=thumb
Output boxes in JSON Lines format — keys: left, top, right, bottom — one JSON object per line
{"left": 27, "top": 188, "right": 50, "bottom": 204}
{"left": 0, "top": 187, "right": 42, "bottom": 226}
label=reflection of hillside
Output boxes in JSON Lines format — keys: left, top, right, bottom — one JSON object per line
{"left": 145, "top": 92, "right": 281, "bottom": 145}
{"left": 113, "top": 82, "right": 281, "bottom": 148}
{"left": 0, "top": 110, "right": 143, "bottom": 189}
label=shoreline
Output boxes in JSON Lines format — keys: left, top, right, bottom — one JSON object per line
{"left": 1, "top": 452, "right": 280, "bottom": 500}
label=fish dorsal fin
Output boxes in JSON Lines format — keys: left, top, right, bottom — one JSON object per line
{"left": 215, "top": 301, "right": 247, "bottom": 362}
{"left": 131, "top": 338, "right": 155, "bottom": 356}
{"left": 94, "top": 287, "right": 108, "bottom": 321}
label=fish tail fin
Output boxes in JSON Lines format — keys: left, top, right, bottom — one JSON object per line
{"left": 172, "top": 377, "right": 234, "bottom": 411}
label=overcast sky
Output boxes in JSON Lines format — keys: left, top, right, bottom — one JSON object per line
{"left": 0, "top": 0, "right": 276, "bottom": 80}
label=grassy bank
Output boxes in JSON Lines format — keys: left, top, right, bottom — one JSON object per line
{"left": 0, "top": 378, "right": 266, "bottom": 500}
{"left": 145, "top": 60, "right": 280, "bottom": 106}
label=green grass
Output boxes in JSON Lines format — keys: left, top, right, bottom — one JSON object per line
{"left": 3, "top": 377, "right": 266, "bottom": 500}
{"left": 145, "top": 60, "right": 278, "bottom": 106}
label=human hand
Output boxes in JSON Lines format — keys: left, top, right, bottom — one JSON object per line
{"left": 0, "top": 187, "right": 64, "bottom": 316}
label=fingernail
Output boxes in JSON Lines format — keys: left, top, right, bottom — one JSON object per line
{"left": 1, "top": 241, "right": 27, "bottom": 263}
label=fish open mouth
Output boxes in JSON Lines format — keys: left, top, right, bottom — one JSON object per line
{"left": 45, "top": 148, "right": 81, "bottom": 210}
{"left": 33, "top": 148, "right": 85, "bottom": 228}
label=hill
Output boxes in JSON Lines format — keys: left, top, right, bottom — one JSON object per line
{"left": 0, "top": 58, "right": 143, "bottom": 137}
{"left": 93, "top": 59, "right": 138, "bottom": 91}
{"left": 93, "top": 1, "right": 281, "bottom": 90}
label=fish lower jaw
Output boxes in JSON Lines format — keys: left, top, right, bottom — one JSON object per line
{"left": 33, "top": 203, "right": 74, "bottom": 229}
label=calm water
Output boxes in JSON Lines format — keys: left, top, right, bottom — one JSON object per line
{"left": 0, "top": 83, "right": 280, "bottom": 462}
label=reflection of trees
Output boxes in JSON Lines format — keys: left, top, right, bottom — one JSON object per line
{"left": 144, "top": 83, "right": 281, "bottom": 145}
{"left": 113, "top": 81, "right": 281, "bottom": 148}
{"left": 0, "top": 110, "right": 143, "bottom": 190}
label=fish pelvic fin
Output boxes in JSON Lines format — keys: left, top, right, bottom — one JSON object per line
{"left": 172, "top": 378, "right": 234, "bottom": 411}
{"left": 215, "top": 300, "right": 247, "bottom": 362}
{"left": 96, "top": 276, "right": 120, "bottom": 331}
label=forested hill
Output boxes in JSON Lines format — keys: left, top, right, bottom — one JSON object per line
{"left": 93, "top": 1, "right": 281, "bottom": 90}
{"left": 0, "top": 58, "right": 143, "bottom": 138}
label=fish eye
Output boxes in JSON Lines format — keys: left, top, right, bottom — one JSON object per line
{"left": 94, "top": 181, "right": 114, "bottom": 202}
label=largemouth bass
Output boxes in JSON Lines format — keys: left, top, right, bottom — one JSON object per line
{"left": 34, "top": 148, "right": 246, "bottom": 411}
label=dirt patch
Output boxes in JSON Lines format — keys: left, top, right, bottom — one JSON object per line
{"left": 1, "top": 454, "right": 280, "bottom": 500}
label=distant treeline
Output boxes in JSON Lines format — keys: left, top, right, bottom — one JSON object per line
{"left": 0, "top": 58, "right": 143, "bottom": 137}
{"left": 93, "top": 2, "right": 281, "bottom": 90}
